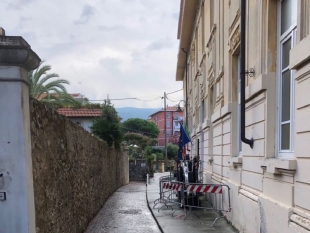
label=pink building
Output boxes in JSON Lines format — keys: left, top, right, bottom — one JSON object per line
{"left": 148, "top": 106, "right": 183, "bottom": 147}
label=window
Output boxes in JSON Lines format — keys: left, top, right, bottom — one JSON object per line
{"left": 166, "top": 112, "right": 171, "bottom": 118}
{"left": 167, "top": 121, "right": 170, "bottom": 128}
{"left": 277, "top": 0, "right": 297, "bottom": 157}
{"left": 201, "top": 100, "right": 205, "bottom": 123}
{"left": 175, "top": 121, "right": 179, "bottom": 127}
{"left": 167, "top": 130, "right": 171, "bottom": 136}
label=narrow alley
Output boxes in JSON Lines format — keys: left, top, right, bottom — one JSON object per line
{"left": 84, "top": 182, "right": 161, "bottom": 233}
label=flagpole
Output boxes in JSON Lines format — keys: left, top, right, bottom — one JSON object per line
{"left": 164, "top": 92, "right": 167, "bottom": 172}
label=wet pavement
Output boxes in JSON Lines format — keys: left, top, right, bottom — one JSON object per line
{"left": 147, "top": 173, "right": 238, "bottom": 233}
{"left": 85, "top": 173, "right": 238, "bottom": 233}
{"left": 84, "top": 182, "right": 161, "bottom": 233}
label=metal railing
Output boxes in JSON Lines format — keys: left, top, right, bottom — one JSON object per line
{"left": 153, "top": 179, "right": 231, "bottom": 226}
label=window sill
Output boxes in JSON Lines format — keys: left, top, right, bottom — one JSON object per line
{"left": 211, "top": 102, "right": 233, "bottom": 123}
{"left": 202, "top": 119, "right": 211, "bottom": 129}
{"left": 228, "top": 156, "right": 243, "bottom": 168}
{"left": 245, "top": 73, "right": 276, "bottom": 102}
{"left": 260, "top": 158, "right": 297, "bottom": 174}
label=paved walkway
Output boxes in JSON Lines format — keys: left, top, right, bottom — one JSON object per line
{"left": 85, "top": 173, "right": 238, "bottom": 233}
{"left": 147, "top": 172, "right": 238, "bottom": 233}
{"left": 84, "top": 182, "right": 161, "bottom": 233}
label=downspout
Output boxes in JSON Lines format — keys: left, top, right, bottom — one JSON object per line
{"left": 240, "top": 0, "right": 254, "bottom": 148}
{"left": 181, "top": 48, "right": 188, "bottom": 127}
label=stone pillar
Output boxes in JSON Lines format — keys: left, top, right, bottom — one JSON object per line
{"left": 0, "top": 29, "right": 41, "bottom": 233}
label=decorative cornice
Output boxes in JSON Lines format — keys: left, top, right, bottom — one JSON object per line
{"left": 190, "top": 42, "right": 195, "bottom": 66}
{"left": 229, "top": 26, "right": 241, "bottom": 52}
{"left": 206, "top": 24, "right": 216, "bottom": 56}
{"left": 229, "top": 8, "right": 240, "bottom": 35}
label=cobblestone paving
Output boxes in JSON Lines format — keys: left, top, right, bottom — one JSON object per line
{"left": 84, "top": 182, "right": 161, "bottom": 233}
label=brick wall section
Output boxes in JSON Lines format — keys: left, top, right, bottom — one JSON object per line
{"left": 30, "top": 99, "right": 129, "bottom": 233}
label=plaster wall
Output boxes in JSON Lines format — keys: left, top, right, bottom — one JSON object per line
{"left": 0, "top": 66, "right": 36, "bottom": 233}
{"left": 69, "top": 118, "right": 94, "bottom": 132}
{"left": 177, "top": 0, "right": 310, "bottom": 232}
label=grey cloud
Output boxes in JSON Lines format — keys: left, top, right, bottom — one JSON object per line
{"left": 18, "top": 16, "right": 32, "bottom": 29}
{"left": 172, "top": 12, "right": 179, "bottom": 20}
{"left": 74, "top": 4, "right": 96, "bottom": 25}
{"left": 146, "top": 38, "right": 173, "bottom": 51}
{"left": 139, "top": 17, "right": 146, "bottom": 23}
{"left": 98, "top": 25, "right": 124, "bottom": 31}
{"left": 7, "top": 0, "right": 34, "bottom": 10}
{"left": 131, "top": 50, "right": 144, "bottom": 62}
{"left": 99, "top": 57, "right": 123, "bottom": 71}
{"left": 139, "top": 0, "right": 155, "bottom": 8}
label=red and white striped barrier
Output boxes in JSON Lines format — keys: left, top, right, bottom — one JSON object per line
{"left": 162, "top": 182, "right": 182, "bottom": 191}
{"left": 162, "top": 182, "right": 223, "bottom": 194}
{"left": 185, "top": 184, "right": 222, "bottom": 193}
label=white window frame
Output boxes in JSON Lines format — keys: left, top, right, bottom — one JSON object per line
{"left": 276, "top": 0, "right": 297, "bottom": 158}
{"left": 167, "top": 121, "right": 170, "bottom": 128}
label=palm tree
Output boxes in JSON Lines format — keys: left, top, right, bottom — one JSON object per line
{"left": 28, "top": 61, "right": 81, "bottom": 108}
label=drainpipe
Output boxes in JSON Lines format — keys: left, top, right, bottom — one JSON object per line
{"left": 181, "top": 48, "right": 188, "bottom": 127}
{"left": 240, "top": 0, "right": 254, "bottom": 148}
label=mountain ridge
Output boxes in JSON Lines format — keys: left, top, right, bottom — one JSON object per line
{"left": 116, "top": 107, "right": 161, "bottom": 122}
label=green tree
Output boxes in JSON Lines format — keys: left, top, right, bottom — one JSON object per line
{"left": 144, "top": 146, "right": 153, "bottom": 157}
{"left": 90, "top": 98, "right": 123, "bottom": 149}
{"left": 164, "top": 143, "right": 179, "bottom": 160}
{"left": 123, "top": 132, "right": 157, "bottom": 150}
{"left": 122, "top": 118, "right": 159, "bottom": 138}
{"left": 156, "top": 152, "right": 164, "bottom": 161}
{"left": 28, "top": 61, "right": 80, "bottom": 108}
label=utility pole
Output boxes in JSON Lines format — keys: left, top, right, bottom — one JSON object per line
{"left": 164, "top": 92, "right": 167, "bottom": 171}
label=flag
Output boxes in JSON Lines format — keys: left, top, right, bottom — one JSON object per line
{"left": 177, "top": 124, "right": 190, "bottom": 160}
{"left": 181, "top": 124, "right": 190, "bottom": 145}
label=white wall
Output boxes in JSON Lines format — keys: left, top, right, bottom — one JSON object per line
{"left": 70, "top": 118, "right": 95, "bottom": 133}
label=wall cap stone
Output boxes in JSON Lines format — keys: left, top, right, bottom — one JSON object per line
{"left": 0, "top": 36, "right": 41, "bottom": 70}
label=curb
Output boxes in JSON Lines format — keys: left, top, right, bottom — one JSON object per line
{"left": 146, "top": 185, "right": 164, "bottom": 233}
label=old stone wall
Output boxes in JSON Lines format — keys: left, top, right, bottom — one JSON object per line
{"left": 30, "top": 99, "right": 129, "bottom": 233}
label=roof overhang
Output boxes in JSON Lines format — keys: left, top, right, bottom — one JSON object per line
{"left": 176, "top": 0, "right": 199, "bottom": 81}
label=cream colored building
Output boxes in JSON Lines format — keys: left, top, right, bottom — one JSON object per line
{"left": 175, "top": 0, "right": 310, "bottom": 232}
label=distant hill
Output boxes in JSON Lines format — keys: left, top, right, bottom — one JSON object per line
{"left": 116, "top": 107, "right": 161, "bottom": 122}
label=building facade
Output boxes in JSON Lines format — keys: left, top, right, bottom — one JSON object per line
{"left": 57, "top": 107, "right": 101, "bottom": 132}
{"left": 148, "top": 106, "right": 183, "bottom": 146}
{"left": 176, "top": 0, "right": 310, "bottom": 232}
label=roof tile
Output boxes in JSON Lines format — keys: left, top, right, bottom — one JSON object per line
{"left": 57, "top": 107, "right": 101, "bottom": 118}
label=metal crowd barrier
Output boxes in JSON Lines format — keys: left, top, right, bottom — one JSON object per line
{"left": 153, "top": 180, "right": 231, "bottom": 226}
{"left": 153, "top": 174, "right": 175, "bottom": 210}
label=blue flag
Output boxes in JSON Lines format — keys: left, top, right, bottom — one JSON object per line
{"left": 181, "top": 124, "right": 190, "bottom": 145}
{"left": 177, "top": 124, "right": 190, "bottom": 160}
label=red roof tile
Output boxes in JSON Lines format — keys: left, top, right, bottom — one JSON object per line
{"left": 57, "top": 107, "right": 101, "bottom": 118}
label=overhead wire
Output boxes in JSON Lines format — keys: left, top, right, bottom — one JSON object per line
{"left": 88, "top": 89, "right": 183, "bottom": 103}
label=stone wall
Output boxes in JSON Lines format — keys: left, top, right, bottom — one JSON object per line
{"left": 30, "top": 99, "right": 129, "bottom": 233}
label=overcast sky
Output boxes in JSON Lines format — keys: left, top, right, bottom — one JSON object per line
{"left": 0, "top": 0, "right": 183, "bottom": 108}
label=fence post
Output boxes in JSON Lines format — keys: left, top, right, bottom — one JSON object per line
{"left": 0, "top": 29, "right": 41, "bottom": 232}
